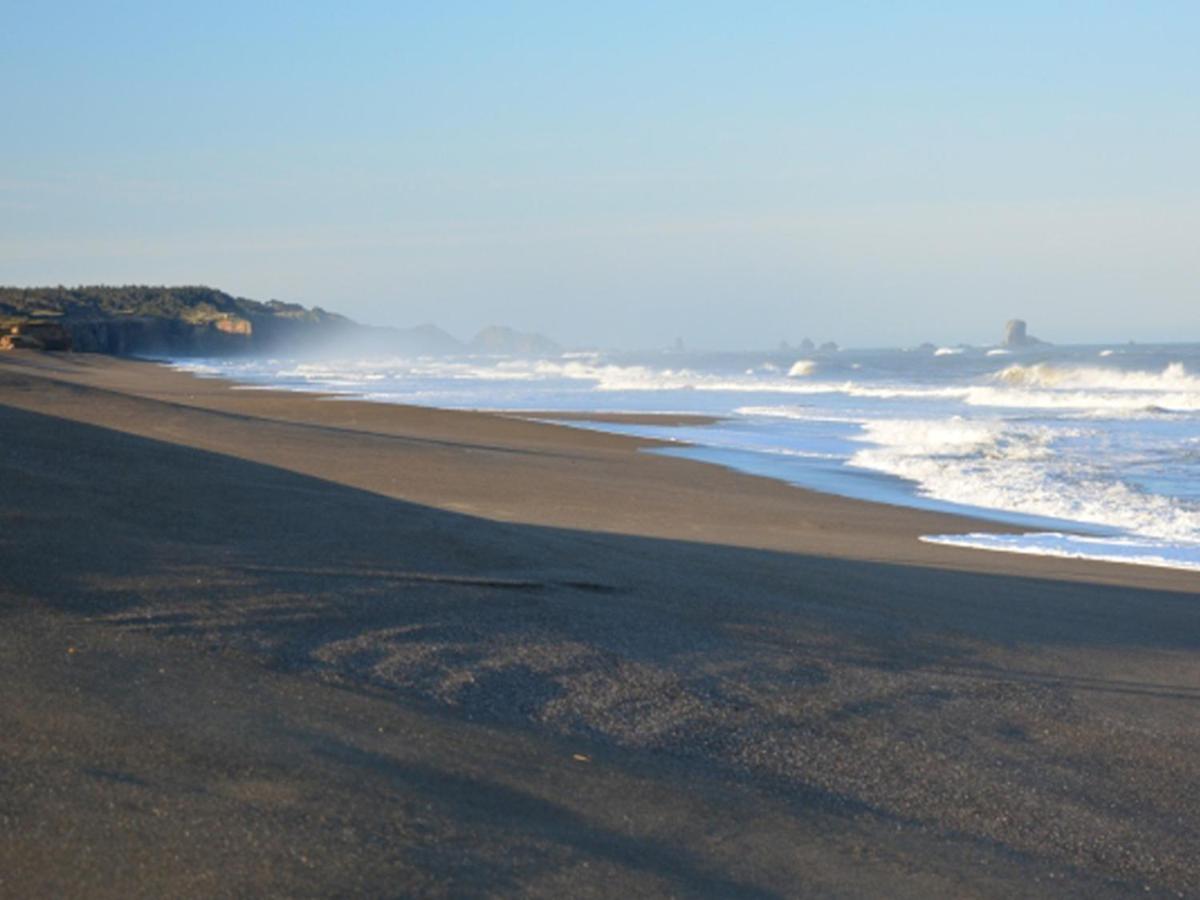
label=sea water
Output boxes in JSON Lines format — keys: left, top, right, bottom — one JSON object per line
{"left": 174, "top": 343, "right": 1200, "bottom": 573}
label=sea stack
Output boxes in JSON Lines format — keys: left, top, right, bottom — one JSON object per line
{"left": 1002, "top": 318, "right": 1045, "bottom": 348}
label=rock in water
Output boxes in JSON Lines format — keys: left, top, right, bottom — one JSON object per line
{"left": 1003, "top": 319, "right": 1045, "bottom": 347}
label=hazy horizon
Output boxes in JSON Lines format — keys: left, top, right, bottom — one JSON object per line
{"left": 4, "top": 3, "right": 1197, "bottom": 348}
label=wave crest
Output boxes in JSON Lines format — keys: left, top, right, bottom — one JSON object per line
{"left": 850, "top": 417, "right": 1200, "bottom": 543}
{"left": 995, "top": 361, "right": 1200, "bottom": 392}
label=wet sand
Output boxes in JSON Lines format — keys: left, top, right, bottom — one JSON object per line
{"left": 502, "top": 410, "right": 724, "bottom": 426}
{"left": 2, "top": 352, "right": 1198, "bottom": 898}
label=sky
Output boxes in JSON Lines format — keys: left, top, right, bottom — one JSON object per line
{"left": 2, "top": 2, "right": 1197, "bottom": 349}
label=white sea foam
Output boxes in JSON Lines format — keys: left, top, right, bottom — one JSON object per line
{"left": 843, "top": 384, "right": 970, "bottom": 400}
{"left": 734, "top": 405, "right": 864, "bottom": 423}
{"left": 255, "top": 356, "right": 1200, "bottom": 413}
{"left": 934, "top": 347, "right": 963, "bottom": 356}
{"left": 920, "top": 532, "right": 1200, "bottom": 572}
{"left": 995, "top": 361, "right": 1200, "bottom": 392}
{"left": 452, "top": 358, "right": 843, "bottom": 396}
{"left": 850, "top": 417, "right": 1200, "bottom": 544}
{"left": 176, "top": 355, "right": 1200, "bottom": 416}
{"left": 961, "top": 386, "right": 1200, "bottom": 412}
{"left": 948, "top": 362, "right": 1200, "bottom": 413}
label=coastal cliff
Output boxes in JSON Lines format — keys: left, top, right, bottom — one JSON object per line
{"left": 0, "top": 286, "right": 559, "bottom": 358}
{"left": 0, "top": 286, "right": 352, "bottom": 356}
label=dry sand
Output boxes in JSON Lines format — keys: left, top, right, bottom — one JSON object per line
{"left": 1, "top": 352, "right": 1198, "bottom": 898}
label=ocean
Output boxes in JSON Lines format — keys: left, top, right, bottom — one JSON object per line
{"left": 174, "top": 342, "right": 1200, "bottom": 573}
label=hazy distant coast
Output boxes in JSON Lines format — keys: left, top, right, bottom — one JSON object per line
{"left": 0, "top": 285, "right": 561, "bottom": 359}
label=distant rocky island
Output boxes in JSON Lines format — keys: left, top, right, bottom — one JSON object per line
{"left": 469, "top": 325, "right": 561, "bottom": 356}
{"left": 1002, "top": 318, "right": 1047, "bottom": 348}
{"left": 776, "top": 338, "right": 839, "bottom": 354}
{"left": 0, "top": 286, "right": 559, "bottom": 358}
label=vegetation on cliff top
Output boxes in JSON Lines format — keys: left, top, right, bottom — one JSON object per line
{"left": 0, "top": 285, "right": 347, "bottom": 328}
{"left": 1, "top": 285, "right": 561, "bottom": 357}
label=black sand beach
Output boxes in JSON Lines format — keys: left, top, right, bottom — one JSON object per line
{"left": 2, "top": 352, "right": 1198, "bottom": 897}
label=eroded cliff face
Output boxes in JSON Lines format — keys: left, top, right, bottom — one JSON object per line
{"left": 0, "top": 287, "right": 356, "bottom": 357}
{"left": 1, "top": 322, "right": 74, "bottom": 351}
{"left": 215, "top": 316, "right": 253, "bottom": 336}
{"left": 55, "top": 315, "right": 350, "bottom": 356}
{"left": 60, "top": 318, "right": 235, "bottom": 355}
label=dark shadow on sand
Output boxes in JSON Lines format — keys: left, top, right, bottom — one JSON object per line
{"left": 3, "top": 401, "right": 1198, "bottom": 895}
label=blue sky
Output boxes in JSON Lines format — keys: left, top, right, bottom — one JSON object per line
{"left": 2, "top": 2, "right": 1197, "bottom": 347}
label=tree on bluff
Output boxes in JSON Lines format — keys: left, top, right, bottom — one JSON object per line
{"left": 0, "top": 286, "right": 349, "bottom": 327}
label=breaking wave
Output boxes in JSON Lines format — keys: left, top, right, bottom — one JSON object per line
{"left": 968, "top": 362, "right": 1200, "bottom": 413}
{"left": 849, "top": 417, "right": 1200, "bottom": 545}
{"left": 995, "top": 361, "right": 1200, "bottom": 392}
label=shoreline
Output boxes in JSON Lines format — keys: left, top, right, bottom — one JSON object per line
{"left": 3, "top": 350, "right": 1200, "bottom": 896}
{"left": 5, "top": 350, "right": 1197, "bottom": 589}
{"left": 503, "top": 409, "right": 725, "bottom": 426}
{"left": 174, "top": 352, "right": 1200, "bottom": 579}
